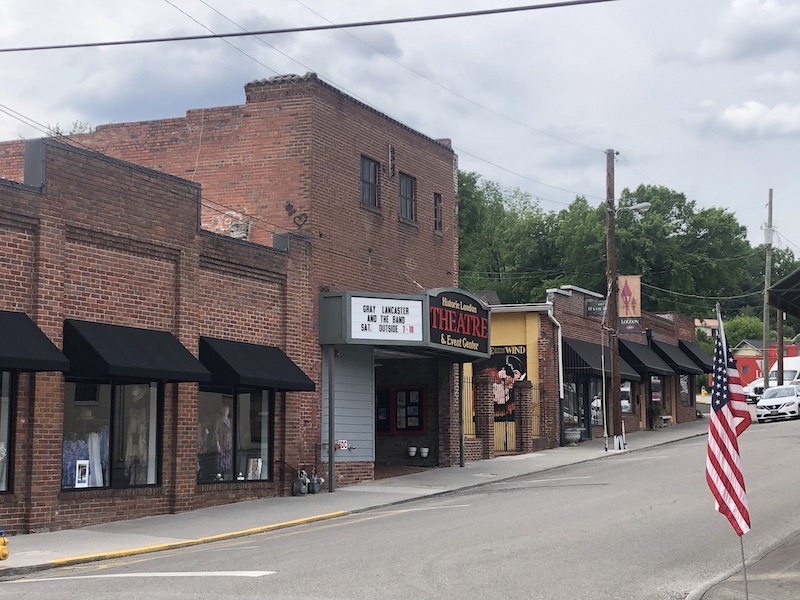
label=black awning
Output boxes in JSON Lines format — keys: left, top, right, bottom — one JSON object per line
{"left": 619, "top": 340, "right": 675, "bottom": 376}
{"left": 768, "top": 267, "right": 800, "bottom": 319}
{"left": 563, "top": 338, "right": 641, "bottom": 382}
{"left": 679, "top": 340, "right": 713, "bottom": 373}
{"left": 199, "top": 336, "right": 315, "bottom": 391}
{"left": 651, "top": 340, "right": 703, "bottom": 375}
{"left": 0, "top": 310, "right": 69, "bottom": 372}
{"left": 63, "top": 319, "right": 210, "bottom": 382}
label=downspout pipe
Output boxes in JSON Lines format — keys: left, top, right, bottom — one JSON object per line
{"left": 547, "top": 309, "right": 565, "bottom": 446}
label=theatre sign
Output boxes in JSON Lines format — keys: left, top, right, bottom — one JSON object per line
{"left": 319, "top": 289, "right": 490, "bottom": 359}
{"left": 428, "top": 289, "right": 489, "bottom": 355}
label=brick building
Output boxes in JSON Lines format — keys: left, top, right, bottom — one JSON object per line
{"left": 0, "top": 76, "right": 490, "bottom": 533}
{"left": 0, "top": 140, "right": 321, "bottom": 533}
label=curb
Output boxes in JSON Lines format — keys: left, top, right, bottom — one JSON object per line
{"left": 1, "top": 428, "right": 709, "bottom": 580}
{"left": 0, "top": 511, "right": 347, "bottom": 579}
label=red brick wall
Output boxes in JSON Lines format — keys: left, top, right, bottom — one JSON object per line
{"left": 0, "top": 74, "right": 459, "bottom": 297}
{"left": 537, "top": 316, "right": 561, "bottom": 448}
{"left": 0, "top": 141, "right": 318, "bottom": 532}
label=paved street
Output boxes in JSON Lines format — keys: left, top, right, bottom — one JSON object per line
{"left": 3, "top": 416, "right": 800, "bottom": 599}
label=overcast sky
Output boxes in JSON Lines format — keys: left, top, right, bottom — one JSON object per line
{"left": 1, "top": 0, "right": 797, "bottom": 251}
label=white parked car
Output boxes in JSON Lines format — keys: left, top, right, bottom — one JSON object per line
{"left": 756, "top": 385, "right": 800, "bottom": 423}
{"left": 743, "top": 378, "right": 764, "bottom": 404}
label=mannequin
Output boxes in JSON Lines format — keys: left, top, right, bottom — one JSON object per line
{"left": 124, "top": 384, "right": 149, "bottom": 485}
{"left": 214, "top": 404, "right": 233, "bottom": 474}
{"left": 0, "top": 439, "right": 7, "bottom": 491}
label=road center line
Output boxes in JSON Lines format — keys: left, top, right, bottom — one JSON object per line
{"left": 497, "top": 475, "right": 591, "bottom": 485}
{"left": 9, "top": 571, "right": 276, "bottom": 583}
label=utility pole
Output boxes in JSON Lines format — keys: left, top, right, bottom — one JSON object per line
{"left": 777, "top": 309, "right": 784, "bottom": 385}
{"left": 763, "top": 189, "right": 773, "bottom": 392}
{"left": 605, "top": 148, "right": 622, "bottom": 442}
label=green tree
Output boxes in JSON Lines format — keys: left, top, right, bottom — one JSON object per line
{"left": 695, "top": 329, "right": 714, "bottom": 356}
{"left": 615, "top": 186, "right": 754, "bottom": 317}
{"left": 46, "top": 120, "right": 94, "bottom": 136}
{"left": 723, "top": 315, "right": 764, "bottom": 348}
{"left": 457, "top": 173, "right": 798, "bottom": 324}
{"left": 458, "top": 172, "right": 555, "bottom": 303}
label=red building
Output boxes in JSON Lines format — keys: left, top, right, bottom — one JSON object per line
{"left": 731, "top": 340, "right": 800, "bottom": 385}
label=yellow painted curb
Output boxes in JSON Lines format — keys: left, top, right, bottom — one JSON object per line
{"left": 50, "top": 511, "right": 349, "bottom": 566}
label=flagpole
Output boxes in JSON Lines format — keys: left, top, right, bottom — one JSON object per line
{"left": 740, "top": 536, "right": 749, "bottom": 600}
{"left": 713, "top": 303, "right": 751, "bottom": 599}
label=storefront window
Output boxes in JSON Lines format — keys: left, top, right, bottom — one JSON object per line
{"left": 1, "top": 372, "right": 10, "bottom": 492}
{"left": 621, "top": 382, "right": 634, "bottom": 414}
{"left": 679, "top": 374, "right": 692, "bottom": 407}
{"left": 590, "top": 379, "right": 603, "bottom": 425}
{"left": 198, "top": 389, "right": 271, "bottom": 483}
{"left": 563, "top": 380, "right": 579, "bottom": 427}
{"left": 650, "top": 376, "right": 662, "bottom": 405}
{"left": 62, "top": 382, "right": 158, "bottom": 489}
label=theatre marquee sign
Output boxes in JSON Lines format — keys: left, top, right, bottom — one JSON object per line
{"left": 350, "top": 296, "right": 424, "bottom": 341}
{"left": 428, "top": 290, "right": 489, "bottom": 355}
{"left": 319, "top": 289, "right": 490, "bottom": 359}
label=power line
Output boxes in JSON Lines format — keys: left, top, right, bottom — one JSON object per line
{"left": 641, "top": 282, "right": 762, "bottom": 301}
{"left": 0, "top": 0, "right": 620, "bottom": 54}
{"left": 162, "top": 0, "right": 279, "bottom": 76}
{"left": 291, "top": 0, "right": 605, "bottom": 155}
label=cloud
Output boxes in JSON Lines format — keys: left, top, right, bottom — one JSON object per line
{"left": 714, "top": 100, "right": 800, "bottom": 137}
{"left": 695, "top": 0, "right": 800, "bottom": 62}
{"left": 755, "top": 70, "right": 800, "bottom": 86}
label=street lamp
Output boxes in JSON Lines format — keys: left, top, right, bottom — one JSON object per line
{"left": 605, "top": 149, "right": 650, "bottom": 448}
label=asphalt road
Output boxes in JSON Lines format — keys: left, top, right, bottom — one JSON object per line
{"left": 2, "top": 418, "right": 797, "bottom": 600}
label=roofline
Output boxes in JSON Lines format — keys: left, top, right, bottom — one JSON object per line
{"left": 546, "top": 285, "right": 604, "bottom": 299}
{"left": 246, "top": 72, "right": 456, "bottom": 154}
{"left": 490, "top": 302, "right": 552, "bottom": 314}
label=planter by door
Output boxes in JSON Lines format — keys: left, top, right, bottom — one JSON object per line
{"left": 408, "top": 446, "right": 417, "bottom": 457}
{"left": 564, "top": 428, "right": 581, "bottom": 445}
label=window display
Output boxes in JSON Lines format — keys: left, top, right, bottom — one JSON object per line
{"left": 0, "top": 372, "right": 9, "bottom": 492}
{"left": 376, "top": 387, "right": 425, "bottom": 434}
{"left": 62, "top": 382, "right": 158, "bottom": 489}
{"left": 198, "top": 389, "right": 271, "bottom": 483}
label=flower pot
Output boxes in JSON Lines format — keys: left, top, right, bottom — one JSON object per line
{"left": 408, "top": 446, "right": 417, "bottom": 457}
{"left": 564, "top": 428, "right": 581, "bottom": 445}
{"left": 420, "top": 447, "right": 429, "bottom": 458}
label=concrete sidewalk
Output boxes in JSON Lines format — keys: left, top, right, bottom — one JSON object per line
{"left": 1, "top": 417, "right": 797, "bottom": 599}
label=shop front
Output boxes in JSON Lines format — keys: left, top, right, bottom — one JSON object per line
{"left": 197, "top": 336, "right": 315, "bottom": 485}
{"left": 0, "top": 311, "right": 70, "bottom": 494}
{"left": 619, "top": 339, "right": 675, "bottom": 429}
{"left": 60, "top": 319, "right": 211, "bottom": 492}
{"left": 318, "top": 289, "right": 490, "bottom": 488}
{"left": 561, "top": 337, "right": 642, "bottom": 441}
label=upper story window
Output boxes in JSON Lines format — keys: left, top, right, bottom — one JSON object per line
{"left": 360, "top": 156, "right": 379, "bottom": 208}
{"left": 399, "top": 173, "right": 416, "bottom": 221}
{"left": 433, "top": 192, "right": 442, "bottom": 232}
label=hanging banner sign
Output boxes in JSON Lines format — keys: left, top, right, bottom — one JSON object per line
{"left": 618, "top": 275, "right": 642, "bottom": 318}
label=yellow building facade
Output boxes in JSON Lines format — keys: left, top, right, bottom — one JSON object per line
{"left": 464, "top": 306, "right": 547, "bottom": 453}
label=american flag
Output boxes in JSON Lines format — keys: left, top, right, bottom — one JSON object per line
{"left": 706, "top": 321, "right": 752, "bottom": 536}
